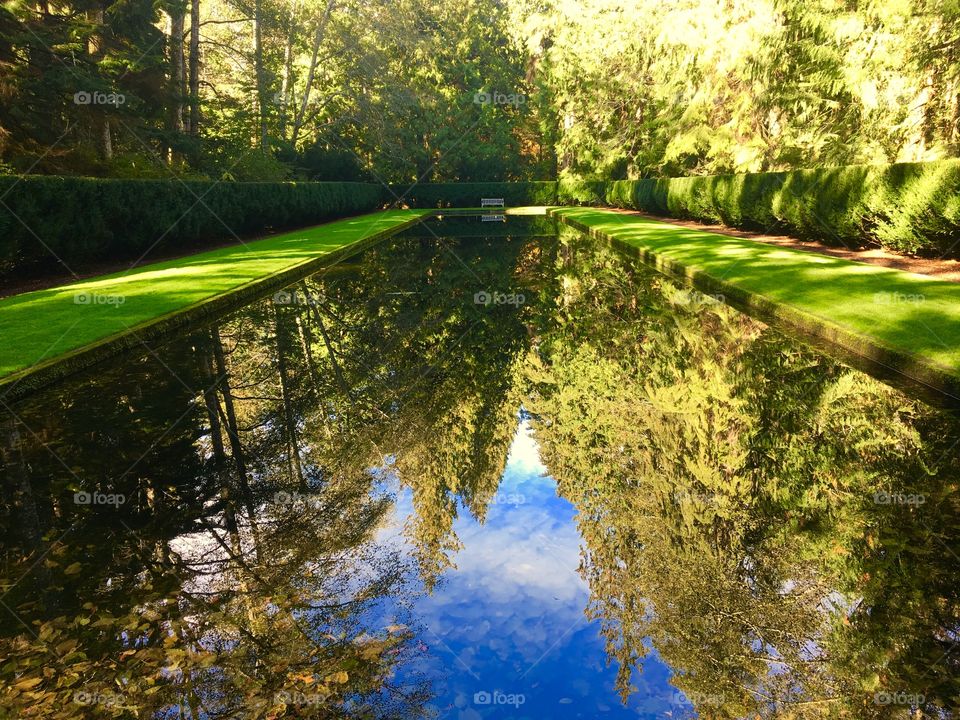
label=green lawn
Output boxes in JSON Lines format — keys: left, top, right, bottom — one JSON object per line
{"left": 5, "top": 205, "right": 959, "bottom": 396}
{"left": 553, "top": 207, "right": 960, "bottom": 380}
{"left": 0, "top": 209, "right": 429, "bottom": 383}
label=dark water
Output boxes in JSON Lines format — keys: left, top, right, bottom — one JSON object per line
{"left": 1, "top": 215, "right": 958, "bottom": 719}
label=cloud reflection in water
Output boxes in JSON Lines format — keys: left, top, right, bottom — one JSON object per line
{"left": 379, "top": 418, "right": 688, "bottom": 719}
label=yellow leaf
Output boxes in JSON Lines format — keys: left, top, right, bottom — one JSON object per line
{"left": 325, "top": 671, "right": 349, "bottom": 684}
{"left": 56, "top": 639, "right": 78, "bottom": 654}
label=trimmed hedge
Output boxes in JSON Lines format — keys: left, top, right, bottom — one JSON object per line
{"left": 556, "top": 177, "right": 607, "bottom": 206}
{"left": 5, "top": 163, "right": 956, "bottom": 278}
{"left": 0, "top": 177, "right": 386, "bottom": 277}
{"left": 388, "top": 181, "right": 557, "bottom": 208}
{"left": 559, "top": 160, "right": 960, "bottom": 257}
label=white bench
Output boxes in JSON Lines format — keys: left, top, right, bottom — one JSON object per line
{"left": 481, "top": 198, "right": 504, "bottom": 208}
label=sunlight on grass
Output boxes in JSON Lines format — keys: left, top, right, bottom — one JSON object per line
{"left": 0, "top": 210, "right": 428, "bottom": 379}
{"left": 555, "top": 208, "right": 960, "bottom": 376}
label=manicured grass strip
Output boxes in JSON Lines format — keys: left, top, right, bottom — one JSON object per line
{"left": 0, "top": 209, "right": 429, "bottom": 385}
{"left": 551, "top": 207, "right": 960, "bottom": 395}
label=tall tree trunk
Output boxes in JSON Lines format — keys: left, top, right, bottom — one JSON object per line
{"left": 100, "top": 119, "right": 113, "bottom": 160}
{"left": 948, "top": 77, "right": 960, "bottom": 150}
{"left": 211, "top": 327, "right": 263, "bottom": 562}
{"left": 278, "top": 0, "right": 299, "bottom": 139}
{"left": 294, "top": 309, "right": 320, "bottom": 399}
{"left": 273, "top": 304, "right": 305, "bottom": 489}
{"left": 187, "top": 0, "right": 200, "bottom": 135}
{"left": 252, "top": 0, "right": 268, "bottom": 151}
{"left": 211, "top": 328, "right": 249, "bottom": 488}
{"left": 198, "top": 341, "right": 226, "bottom": 461}
{"left": 166, "top": 1, "right": 186, "bottom": 161}
{"left": 305, "top": 287, "right": 349, "bottom": 394}
{"left": 291, "top": 0, "right": 335, "bottom": 146}
{"left": 87, "top": 3, "right": 112, "bottom": 160}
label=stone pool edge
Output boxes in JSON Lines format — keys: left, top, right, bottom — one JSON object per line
{"left": 0, "top": 211, "right": 433, "bottom": 402}
{"left": 551, "top": 208, "right": 960, "bottom": 408}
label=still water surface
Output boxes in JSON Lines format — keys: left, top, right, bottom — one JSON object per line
{"left": 1, "top": 216, "right": 958, "bottom": 718}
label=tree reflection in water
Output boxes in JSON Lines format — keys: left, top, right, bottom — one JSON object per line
{"left": 526, "top": 226, "right": 960, "bottom": 718}
{"left": 1, "top": 218, "right": 958, "bottom": 718}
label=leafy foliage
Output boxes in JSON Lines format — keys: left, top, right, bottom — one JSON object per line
{"left": 0, "top": 0, "right": 554, "bottom": 182}
{"left": 524, "top": 228, "right": 960, "bottom": 716}
{"left": 525, "top": 0, "right": 960, "bottom": 178}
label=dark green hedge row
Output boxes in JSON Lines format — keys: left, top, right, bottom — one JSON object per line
{"left": 0, "top": 177, "right": 386, "bottom": 277}
{"left": 556, "top": 177, "right": 608, "bottom": 206}
{"left": 388, "top": 182, "right": 557, "bottom": 208}
{"left": 559, "top": 160, "right": 960, "bottom": 256}
{"left": 5, "top": 164, "right": 955, "bottom": 278}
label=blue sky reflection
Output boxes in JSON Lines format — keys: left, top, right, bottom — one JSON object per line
{"left": 379, "top": 418, "right": 690, "bottom": 719}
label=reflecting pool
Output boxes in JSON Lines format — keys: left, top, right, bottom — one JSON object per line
{"left": 1, "top": 216, "right": 958, "bottom": 718}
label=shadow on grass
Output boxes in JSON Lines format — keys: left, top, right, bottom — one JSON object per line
{"left": 555, "top": 207, "right": 960, "bottom": 402}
